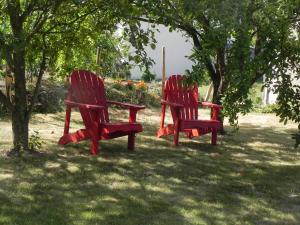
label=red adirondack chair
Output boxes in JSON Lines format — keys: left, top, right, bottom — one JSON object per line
{"left": 58, "top": 70, "right": 145, "bottom": 155}
{"left": 157, "top": 75, "right": 222, "bottom": 146}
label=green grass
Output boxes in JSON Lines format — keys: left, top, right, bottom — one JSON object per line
{"left": 0, "top": 108, "right": 299, "bottom": 225}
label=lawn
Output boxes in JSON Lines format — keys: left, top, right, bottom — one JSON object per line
{"left": 0, "top": 108, "right": 299, "bottom": 225}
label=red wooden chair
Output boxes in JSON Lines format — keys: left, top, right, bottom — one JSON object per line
{"left": 58, "top": 70, "right": 145, "bottom": 155}
{"left": 157, "top": 75, "right": 222, "bottom": 146}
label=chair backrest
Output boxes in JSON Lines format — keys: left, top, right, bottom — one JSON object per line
{"left": 164, "top": 75, "right": 199, "bottom": 121}
{"left": 68, "top": 70, "right": 109, "bottom": 125}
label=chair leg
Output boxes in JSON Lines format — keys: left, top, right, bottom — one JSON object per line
{"left": 90, "top": 138, "right": 99, "bottom": 155}
{"left": 174, "top": 131, "right": 179, "bottom": 146}
{"left": 128, "top": 133, "right": 135, "bottom": 151}
{"left": 173, "top": 120, "right": 180, "bottom": 146}
{"left": 63, "top": 107, "right": 71, "bottom": 135}
{"left": 211, "top": 130, "right": 217, "bottom": 145}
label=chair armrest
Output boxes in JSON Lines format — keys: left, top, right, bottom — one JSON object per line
{"left": 199, "top": 101, "right": 223, "bottom": 109}
{"left": 107, "top": 100, "right": 145, "bottom": 110}
{"left": 65, "top": 100, "right": 105, "bottom": 110}
{"left": 161, "top": 99, "right": 184, "bottom": 108}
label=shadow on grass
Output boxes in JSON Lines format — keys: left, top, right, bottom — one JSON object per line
{"left": 0, "top": 119, "right": 299, "bottom": 225}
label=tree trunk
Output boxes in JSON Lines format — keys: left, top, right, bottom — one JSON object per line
{"left": 193, "top": 35, "right": 226, "bottom": 133}
{"left": 212, "top": 80, "right": 222, "bottom": 104}
{"left": 10, "top": 48, "right": 30, "bottom": 153}
{"left": 11, "top": 108, "right": 29, "bottom": 152}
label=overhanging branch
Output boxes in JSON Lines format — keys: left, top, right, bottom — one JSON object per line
{"left": 26, "top": 52, "right": 46, "bottom": 116}
{"left": 27, "top": 49, "right": 47, "bottom": 118}
{"left": 44, "top": 8, "right": 97, "bottom": 34}
{"left": 0, "top": 38, "right": 14, "bottom": 70}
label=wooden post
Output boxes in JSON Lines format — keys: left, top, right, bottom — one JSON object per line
{"left": 204, "top": 82, "right": 213, "bottom": 101}
{"left": 162, "top": 46, "right": 166, "bottom": 97}
{"left": 159, "top": 47, "right": 166, "bottom": 130}
{"left": 96, "top": 47, "right": 100, "bottom": 74}
{"left": 96, "top": 47, "right": 100, "bottom": 64}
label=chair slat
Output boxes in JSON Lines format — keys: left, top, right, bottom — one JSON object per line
{"left": 165, "top": 75, "right": 198, "bottom": 121}
{"left": 70, "top": 70, "right": 109, "bottom": 126}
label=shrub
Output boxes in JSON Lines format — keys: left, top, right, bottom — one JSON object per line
{"left": 135, "top": 81, "right": 148, "bottom": 91}
{"left": 111, "top": 79, "right": 123, "bottom": 90}
{"left": 29, "top": 131, "right": 45, "bottom": 151}
{"left": 126, "top": 80, "right": 135, "bottom": 90}
{"left": 27, "top": 81, "right": 67, "bottom": 113}
{"left": 254, "top": 96, "right": 262, "bottom": 106}
{"left": 259, "top": 104, "right": 279, "bottom": 113}
{"left": 142, "top": 68, "right": 156, "bottom": 82}
{"left": 106, "top": 79, "right": 160, "bottom": 107}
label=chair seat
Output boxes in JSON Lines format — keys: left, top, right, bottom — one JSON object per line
{"left": 59, "top": 122, "right": 143, "bottom": 145}
{"left": 102, "top": 122, "right": 143, "bottom": 134}
{"left": 180, "top": 119, "right": 221, "bottom": 130}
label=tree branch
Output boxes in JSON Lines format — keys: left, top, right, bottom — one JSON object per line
{"left": 21, "top": 1, "right": 38, "bottom": 21}
{"left": 26, "top": 49, "right": 47, "bottom": 117}
{"left": 44, "top": 8, "right": 97, "bottom": 34}
{"left": 250, "top": 31, "right": 265, "bottom": 84}
{"left": 0, "top": 40, "right": 14, "bottom": 70}
{"left": 26, "top": 8, "right": 52, "bottom": 41}
{"left": 26, "top": 1, "right": 64, "bottom": 41}
{"left": 0, "top": 90, "right": 13, "bottom": 111}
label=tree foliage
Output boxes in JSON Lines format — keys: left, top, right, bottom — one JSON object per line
{"left": 124, "top": 0, "right": 300, "bottom": 130}
{"left": 0, "top": 0, "right": 123, "bottom": 153}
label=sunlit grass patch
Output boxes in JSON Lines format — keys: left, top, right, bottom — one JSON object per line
{"left": 0, "top": 109, "right": 299, "bottom": 225}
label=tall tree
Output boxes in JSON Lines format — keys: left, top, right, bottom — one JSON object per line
{"left": 126, "top": 0, "right": 300, "bottom": 128}
{"left": 0, "top": 0, "right": 118, "bottom": 155}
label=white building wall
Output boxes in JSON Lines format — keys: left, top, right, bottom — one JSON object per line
{"left": 130, "top": 23, "right": 194, "bottom": 79}
{"left": 263, "top": 72, "right": 300, "bottom": 105}
{"left": 263, "top": 87, "right": 278, "bottom": 105}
